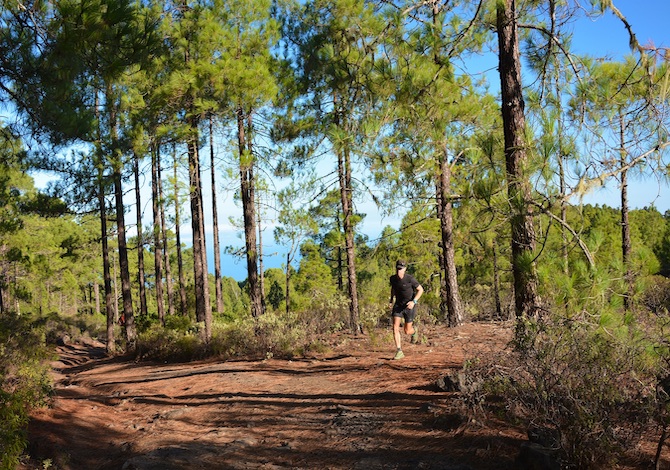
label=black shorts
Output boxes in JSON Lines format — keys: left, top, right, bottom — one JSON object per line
{"left": 392, "top": 304, "right": 416, "bottom": 323}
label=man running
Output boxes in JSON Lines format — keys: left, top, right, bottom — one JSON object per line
{"left": 389, "top": 259, "right": 424, "bottom": 360}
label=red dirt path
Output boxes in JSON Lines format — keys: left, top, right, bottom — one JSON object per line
{"left": 21, "top": 321, "right": 657, "bottom": 469}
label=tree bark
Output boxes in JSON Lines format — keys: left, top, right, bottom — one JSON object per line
{"left": 187, "top": 116, "right": 212, "bottom": 338}
{"left": 619, "top": 115, "right": 633, "bottom": 311}
{"left": 338, "top": 144, "right": 360, "bottom": 333}
{"left": 497, "top": 0, "right": 541, "bottom": 325}
{"left": 93, "top": 280, "right": 100, "bottom": 316}
{"left": 435, "top": 178, "right": 449, "bottom": 322}
{"left": 258, "top": 200, "right": 267, "bottom": 314}
{"left": 209, "top": 116, "right": 224, "bottom": 314}
{"left": 151, "top": 143, "right": 166, "bottom": 325}
{"left": 237, "top": 107, "right": 263, "bottom": 318}
{"left": 158, "top": 152, "right": 175, "bottom": 317}
{"left": 173, "top": 151, "right": 188, "bottom": 315}
{"left": 98, "top": 166, "right": 115, "bottom": 354}
{"left": 133, "top": 152, "right": 148, "bottom": 318}
{"left": 492, "top": 238, "right": 503, "bottom": 319}
{"left": 556, "top": 77, "right": 570, "bottom": 277}
{"left": 112, "top": 252, "right": 119, "bottom": 323}
{"left": 285, "top": 251, "right": 291, "bottom": 315}
{"left": 108, "top": 89, "right": 136, "bottom": 351}
{"left": 437, "top": 150, "right": 464, "bottom": 327}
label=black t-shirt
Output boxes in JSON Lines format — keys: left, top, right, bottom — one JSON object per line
{"left": 390, "top": 273, "right": 420, "bottom": 306}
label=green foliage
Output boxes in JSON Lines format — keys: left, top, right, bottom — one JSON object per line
{"left": 137, "top": 304, "right": 350, "bottom": 362}
{"left": 0, "top": 313, "right": 52, "bottom": 469}
{"left": 470, "top": 308, "right": 660, "bottom": 469}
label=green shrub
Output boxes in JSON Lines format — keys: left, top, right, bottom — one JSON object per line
{"left": 0, "top": 313, "right": 52, "bottom": 469}
{"left": 136, "top": 307, "right": 344, "bottom": 363}
{"left": 136, "top": 324, "right": 205, "bottom": 362}
{"left": 468, "top": 309, "right": 657, "bottom": 469}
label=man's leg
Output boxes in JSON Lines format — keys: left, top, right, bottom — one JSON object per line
{"left": 404, "top": 308, "right": 418, "bottom": 343}
{"left": 392, "top": 316, "right": 403, "bottom": 350}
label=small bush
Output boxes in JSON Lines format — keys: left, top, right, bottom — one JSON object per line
{"left": 0, "top": 313, "right": 52, "bottom": 469}
{"left": 641, "top": 275, "right": 670, "bottom": 314}
{"left": 136, "top": 325, "right": 205, "bottom": 362}
{"left": 466, "top": 309, "right": 657, "bottom": 469}
{"left": 136, "top": 308, "right": 342, "bottom": 363}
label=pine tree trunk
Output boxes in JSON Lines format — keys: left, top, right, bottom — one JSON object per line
{"left": 173, "top": 152, "right": 188, "bottom": 315}
{"left": 337, "top": 224, "right": 344, "bottom": 292}
{"left": 113, "top": 166, "right": 136, "bottom": 349}
{"left": 619, "top": 115, "right": 633, "bottom": 311}
{"left": 237, "top": 107, "right": 263, "bottom": 318}
{"left": 435, "top": 179, "right": 449, "bottom": 322}
{"left": 556, "top": 78, "right": 570, "bottom": 277}
{"left": 285, "top": 251, "right": 291, "bottom": 315}
{"left": 209, "top": 117, "right": 224, "bottom": 314}
{"left": 158, "top": 154, "right": 175, "bottom": 317}
{"left": 438, "top": 150, "right": 464, "bottom": 327}
{"left": 112, "top": 253, "right": 119, "bottom": 323}
{"left": 133, "top": 153, "right": 148, "bottom": 318}
{"left": 98, "top": 166, "right": 115, "bottom": 354}
{"left": 94, "top": 281, "right": 100, "bottom": 316}
{"left": 0, "top": 275, "right": 4, "bottom": 314}
{"left": 338, "top": 145, "right": 360, "bottom": 333}
{"left": 187, "top": 117, "right": 212, "bottom": 338}
{"left": 108, "top": 91, "right": 136, "bottom": 351}
{"left": 497, "top": 0, "right": 541, "bottom": 325}
{"left": 258, "top": 203, "right": 267, "bottom": 313}
{"left": 559, "top": 156, "right": 569, "bottom": 275}
{"left": 492, "top": 239, "right": 503, "bottom": 319}
{"left": 151, "top": 144, "right": 166, "bottom": 325}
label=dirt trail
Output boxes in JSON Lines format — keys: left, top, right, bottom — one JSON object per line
{"left": 25, "top": 322, "right": 527, "bottom": 470}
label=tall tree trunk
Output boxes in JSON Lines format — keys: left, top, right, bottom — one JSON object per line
{"left": 108, "top": 88, "right": 136, "bottom": 351}
{"left": 173, "top": 150, "right": 188, "bottom": 315}
{"left": 285, "top": 251, "right": 291, "bottom": 315}
{"left": 237, "top": 107, "right": 263, "bottom": 318}
{"left": 437, "top": 149, "right": 464, "bottom": 327}
{"left": 336, "top": 219, "right": 344, "bottom": 292}
{"left": 133, "top": 152, "right": 148, "bottom": 319}
{"left": 112, "top": 252, "right": 119, "bottom": 323}
{"left": 492, "top": 238, "right": 503, "bottom": 319}
{"left": 98, "top": 167, "right": 115, "bottom": 354}
{"left": 94, "top": 281, "right": 100, "bottom": 316}
{"left": 113, "top": 162, "right": 135, "bottom": 349}
{"left": 209, "top": 116, "right": 224, "bottom": 314}
{"left": 497, "top": 0, "right": 541, "bottom": 331}
{"left": 0, "top": 275, "right": 4, "bottom": 314}
{"left": 559, "top": 154, "right": 569, "bottom": 275}
{"left": 257, "top": 201, "right": 267, "bottom": 313}
{"left": 435, "top": 178, "right": 448, "bottom": 321}
{"left": 338, "top": 144, "right": 360, "bottom": 334}
{"left": 158, "top": 153, "right": 175, "bottom": 317}
{"left": 151, "top": 143, "right": 166, "bottom": 325}
{"left": 556, "top": 77, "right": 569, "bottom": 277}
{"left": 187, "top": 116, "right": 212, "bottom": 338}
{"left": 619, "top": 114, "right": 633, "bottom": 311}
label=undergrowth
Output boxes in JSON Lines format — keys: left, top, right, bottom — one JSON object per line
{"left": 135, "top": 306, "right": 353, "bottom": 363}
{"left": 462, "top": 307, "right": 667, "bottom": 469}
{"left": 0, "top": 313, "right": 52, "bottom": 470}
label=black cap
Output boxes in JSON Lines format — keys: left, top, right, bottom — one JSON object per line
{"left": 396, "top": 260, "right": 407, "bottom": 269}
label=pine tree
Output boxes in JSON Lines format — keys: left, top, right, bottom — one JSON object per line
{"left": 279, "top": 0, "right": 386, "bottom": 332}
{"left": 496, "top": 0, "right": 541, "bottom": 328}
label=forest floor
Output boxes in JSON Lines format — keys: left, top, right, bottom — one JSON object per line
{"left": 22, "top": 321, "right": 664, "bottom": 470}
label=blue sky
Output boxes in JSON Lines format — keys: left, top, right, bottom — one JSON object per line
{"left": 572, "top": 1, "right": 670, "bottom": 57}
{"left": 568, "top": 1, "right": 669, "bottom": 212}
